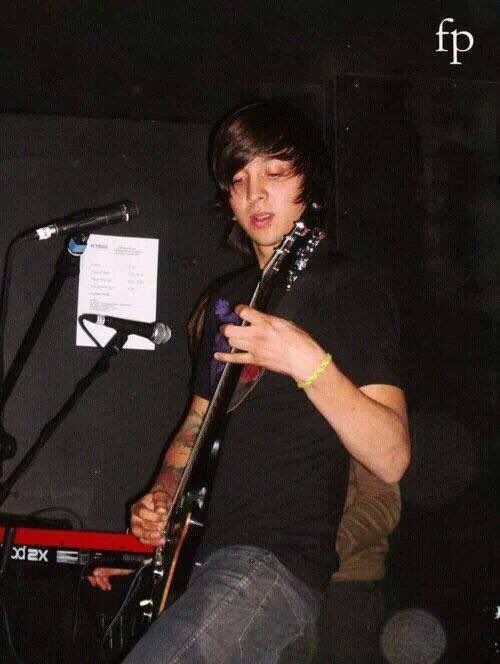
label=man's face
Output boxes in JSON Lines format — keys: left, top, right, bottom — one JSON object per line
{"left": 228, "top": 156, "right": 306, "bottom": 267}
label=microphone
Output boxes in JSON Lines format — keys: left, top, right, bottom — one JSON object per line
{"left": 25, "top": 201, "right": 139, "bottom": 241}
{"left": 80, "top": 314, "right": 171, "bottom": 345}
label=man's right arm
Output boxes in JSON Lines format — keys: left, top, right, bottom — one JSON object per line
{"left": 130, "top": 394, "right": 209, "bottom": 546}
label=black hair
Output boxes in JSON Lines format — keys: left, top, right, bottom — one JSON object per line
{"left": 210, "top": 100, "right": 328, "bottom": 255}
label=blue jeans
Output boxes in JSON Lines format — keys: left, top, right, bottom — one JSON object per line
{"left": 123, "top": 545, "right": 321, "bottom": 663}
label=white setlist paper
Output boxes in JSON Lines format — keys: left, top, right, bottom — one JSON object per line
{"left": 77, "top": 234, "right": 159, "bottom": 350}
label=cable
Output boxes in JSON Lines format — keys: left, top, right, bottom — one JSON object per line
{"left": 71, "top": 561, "right": 95, "bottom": 645}
{"left": 0, "top": 527, "right": 26, "bottom": 663}
{"left": 28, "top": 506, "right": 85, "bottom": 530}
{"left": 0, "top": 235, "right": 31, "bottom": 470}
{"left": 0, "top": 599, "right": 28, "bottom": 664}
{"left": 99, "top": 561, "right": 152, "bottom": 659}
{"left": 0, "top": 526, "right": 14, "bottom": 586}
{"left": 0, "top": 235, "right": 30, "bottom": 387}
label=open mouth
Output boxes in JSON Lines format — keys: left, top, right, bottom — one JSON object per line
{"left": 250, "top": 212, "right": 274, "bottom": 228}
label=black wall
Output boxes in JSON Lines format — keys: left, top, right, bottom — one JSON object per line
{"left": 333, "top": 74, "right": 497, "bottom": 431}
{"left": 330, "top": 78, "right": 497, "bottom": 657}
{"left": 2, "top": 2, "right": 497, "bottom": 123}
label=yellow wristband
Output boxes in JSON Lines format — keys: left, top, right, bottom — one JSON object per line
{"left": 297, "top": 353, "right": 332, "bottom": 389}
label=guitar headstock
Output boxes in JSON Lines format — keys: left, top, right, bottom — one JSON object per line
{"left": 261, "top": 220, "right": 308, "bottom": 281}
{"left": 285, "top": 226, "right": 326, "bottom": 291}
{"left": 260, "top": 220, "right": 325, "bottom": 292}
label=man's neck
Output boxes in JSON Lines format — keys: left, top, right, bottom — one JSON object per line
{"left": 253, "top": 245, "right": 274, "bottom": 270}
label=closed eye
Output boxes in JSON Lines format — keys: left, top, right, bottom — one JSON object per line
{"left": 267, "top": 170, "right": 289, "bottom": 178}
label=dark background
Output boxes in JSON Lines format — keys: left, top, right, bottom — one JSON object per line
{"left": 0, "top": 2, "right": 497, "bottom": 662}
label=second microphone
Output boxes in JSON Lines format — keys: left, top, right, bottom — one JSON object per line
{"left": 80, "top": 314, "right": 171, "bottom": 345}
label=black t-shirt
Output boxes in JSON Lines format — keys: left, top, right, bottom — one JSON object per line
{"left": 192, "top": 240, "right": 402, "bottom": 591}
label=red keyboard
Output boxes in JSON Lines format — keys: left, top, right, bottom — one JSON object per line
{"left": 0, "top": 526, "right": 154, "bottom": 567}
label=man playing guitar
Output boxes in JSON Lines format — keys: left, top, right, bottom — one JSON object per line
{"left": 100, "top": 101, "right": 410, "bottom": 662}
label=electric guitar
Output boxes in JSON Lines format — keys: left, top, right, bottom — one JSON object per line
{"left": 140, "top": 220, "right": 325, "bottom": 624}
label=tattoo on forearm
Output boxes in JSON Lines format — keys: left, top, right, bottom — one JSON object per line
{"left": 154, "top": 464, "right": 183, "bottom": 498}
{"left": 154, "top": 410, "right": 203, "bottom": 495}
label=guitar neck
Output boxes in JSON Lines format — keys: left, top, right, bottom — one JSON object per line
{"left": 169, "top": 273, "right": 271, "bottom": 511}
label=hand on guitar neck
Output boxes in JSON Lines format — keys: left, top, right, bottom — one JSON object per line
{"left": 128, "top": 396, "right": 208, "bottom": 548}
{"left": 88, "top": 491, "right": 170, "bottom": 591}
{"left": 88, "top": 398, "right": 208, "bottom": 592}
{"left": 130, "top": 488, "right": 172, "bottom": 547}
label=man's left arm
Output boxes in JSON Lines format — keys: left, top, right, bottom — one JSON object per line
{"left": 299, "top": 365, "right": 409, "bottom": 484}
{"left": 215, "top": 306, "right": 410, "bottom": 483}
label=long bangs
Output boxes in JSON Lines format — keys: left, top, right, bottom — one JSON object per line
{"left": 211, "top": 102, "right": 321, "bottom": 201}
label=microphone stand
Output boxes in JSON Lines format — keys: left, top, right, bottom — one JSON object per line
{"left": 0, "top": 236, "right": 87, "bottom": 473}
{"left": 0, "top": 330, "right": 129, "bottom": 507}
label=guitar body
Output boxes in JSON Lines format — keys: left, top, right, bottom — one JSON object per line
{"left": 151, "top": 505, "right": 205, "bottom": 613}
{"left": 141, "top": 221, "right": 325, "bottom": 626}
{"left": 145, "top": 433, "right": 223, "bottom": 622}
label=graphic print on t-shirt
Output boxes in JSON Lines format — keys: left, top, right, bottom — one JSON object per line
{"left": 210, "top": 297, "right": 264, "bottom": 411}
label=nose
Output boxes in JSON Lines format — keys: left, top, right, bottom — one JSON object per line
{"left": 246, "top": 176, "right": 266, "bottom": 203}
